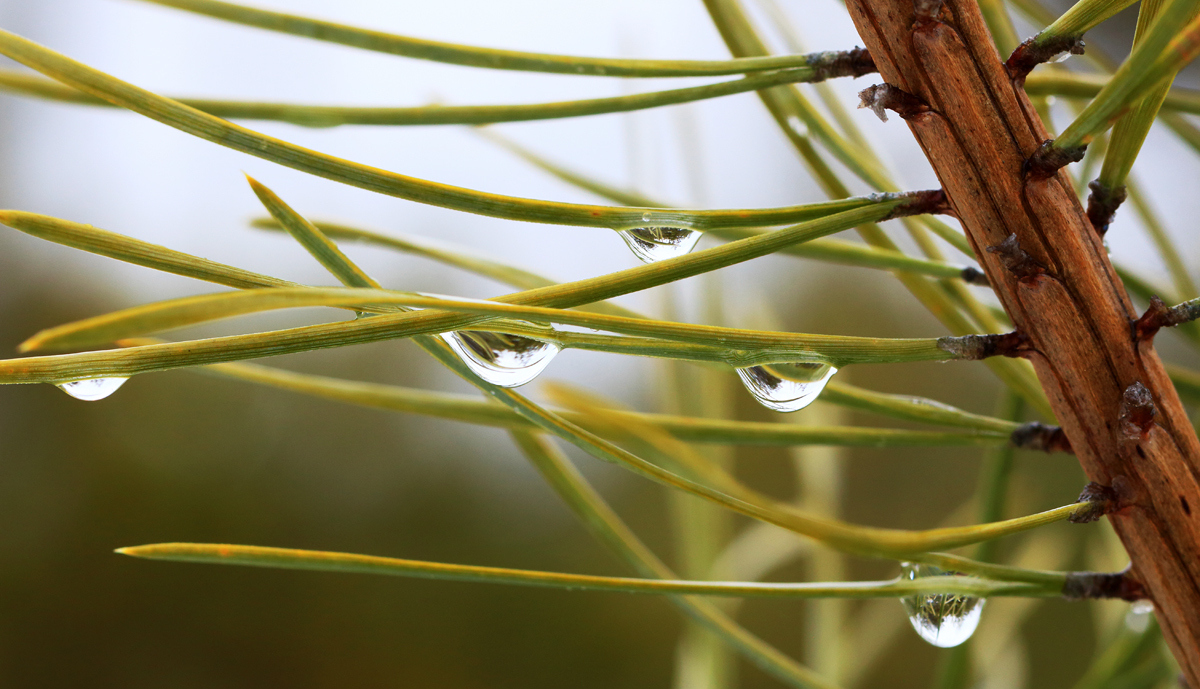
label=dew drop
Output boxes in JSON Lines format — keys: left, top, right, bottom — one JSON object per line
{"left": 57, "top": 377, "right": 129, "bottom": 401}
{"left": 617, "top": 226, "right": 703, "bottom": 263}
{"left": 1125, "top": 600, "right": 1154, "bottom": 633}
{"left": 899, "top": 563, "right": 985, "bottom": 648}
{"left": 786, "top": 115, "right": 809, "bottom": 138}
{"left": 440, "top": 330, "right": 560, "bottom": 388}
{"left": 735, "top": 362, "right": 837, "bottom": 413}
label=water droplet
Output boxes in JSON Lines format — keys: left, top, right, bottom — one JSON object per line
{"left": 617, "top": 226, "right": 702, "bottom": 263}
{"left": 1126, "top": 600, "right": 1154, "bottom": 633}
{"left": 899, "top": 563, "right": 985, "bottom": 648}
{"left": 440, "top": 330, "right": 560, "bottom": 388}
{"left": 786, "top": 115, "right": 809, "bottom": 138}
{"left": 641, "top": 212, "right": 653, "bottom": 222}
{"left": 57, "top": 377, "right": 129, "bottom": 401}
{"left": 735, "top": 362, "right": 837, "bottom": 413}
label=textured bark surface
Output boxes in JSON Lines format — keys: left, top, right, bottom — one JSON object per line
{"left": 844, "top": 1, "right": 1200, "bottom": 681}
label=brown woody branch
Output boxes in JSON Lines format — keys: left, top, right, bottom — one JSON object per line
{"left": 844, "top": 1, "right": 1200, "bottom": 681}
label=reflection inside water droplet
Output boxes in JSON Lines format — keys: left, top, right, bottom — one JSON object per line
{"left": 735, "top": 362, "right": 836, "bottom": 412}
{"left": 900, "top": 563, "right": 984, "bottom": 648}
{"left": 57, "top": 377, "right": 129, "bottom": 401}
{"left": 440, "top": 330, "right": 560, "bottom": 388}
{"left": 617, "top": 226, "right": 702, "bottom": 263}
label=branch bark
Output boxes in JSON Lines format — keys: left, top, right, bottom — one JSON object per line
{"left": 844, "top": 1, "right": 1200, "bottom": 681}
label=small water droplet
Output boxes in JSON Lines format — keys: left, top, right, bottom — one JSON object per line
{"left": 735, "top": 362, "right": 836, "bottom": 413}
{"left": 440, "top": 330, "right": 560, "bottom": 388}
{"left": 641, "top": 212, "right": 653, "bottom": 222}
{"left": 899, "top": 563, "right": 985, "bottom": 648}
{"left": 617, "top": 226, "right": 702, "bottom": 263}
{"left": 57, "top": 377, "right": 129, "bottom": 401}
{"left": 786, "top": 115, "right": 809, "bottom": 138}
{"left": 1126, "top": 600, "right": 1154, "bottom": 632}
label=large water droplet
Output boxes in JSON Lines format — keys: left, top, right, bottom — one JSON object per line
{"left": 735, "top": 362, "right": 837, "bottom": 413}
{"left": 440, "top": 330, "right": 560, "bottom": 388}
{"left": 617, "top": 226, "right": 702, "bottom": 263}
{"left": 57, "top": 377, "right": 129, "bottom": 401}
{"left": 900, "top": 563, "right": 985, "bottom": 648}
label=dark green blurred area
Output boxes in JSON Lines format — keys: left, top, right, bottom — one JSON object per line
{"left": 0, "top": 234, "right": 1120, "bottom": 688}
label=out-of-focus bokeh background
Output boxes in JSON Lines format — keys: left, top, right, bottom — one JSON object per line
{"left": 0, "top": 0, "right": 1196, "bottom": 687}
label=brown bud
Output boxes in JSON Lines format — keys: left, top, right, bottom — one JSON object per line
{"left": 1006, "top": 35, "right": 1086, "bottom": 82}
{"left": 937, "top": 331, "right": 1031, "bottom": 360}
{"left": 1010, "top": 422, "right": 1072, "bottom": 453}
{"left": 1025, "top": 140, "right": 1087, "bottom": 180}
{"left": 1085, "top": 179, "right": 1127, "bottom": 237}
{"left": 1070, "top": 482, "right": 1119, "bottom": 524}
{"left": 913, "top": 0, "right": 946, "bottom": 24}
{"left": 986, "top": 234, "right": 1046, "bottom": 284}
{"left": 1062, "top": 567, "right": 1147, "bottom": 601}
{"left": 1119, "top": 382, "right": 1157, "bottom": 441}
{"left": 857, "top": 84, "right": 931, "bottom": 122}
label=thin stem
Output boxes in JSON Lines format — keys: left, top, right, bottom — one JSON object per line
{"left": 21, "top": 287, "right": 958, "bottom": 367}
{"left": 468, "top": 132, "right": 982, "bottom": 280}
{"left": 116, "top": 543, "right": 1059, "bottom": 599}
{"left": 131, "top": 0, "right": 872, "bottom": 78}
{"left": 196, "top": 360, "right": 1017, "bottom": 447}
{"left": 0, "top": 65, "right": 878, "bottom": 128}
{"left": 255, "top": 217, "right": 984, "bottom": 288}
{"left": 1023, "top": 67, "right": 1200, "bottom": 116}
